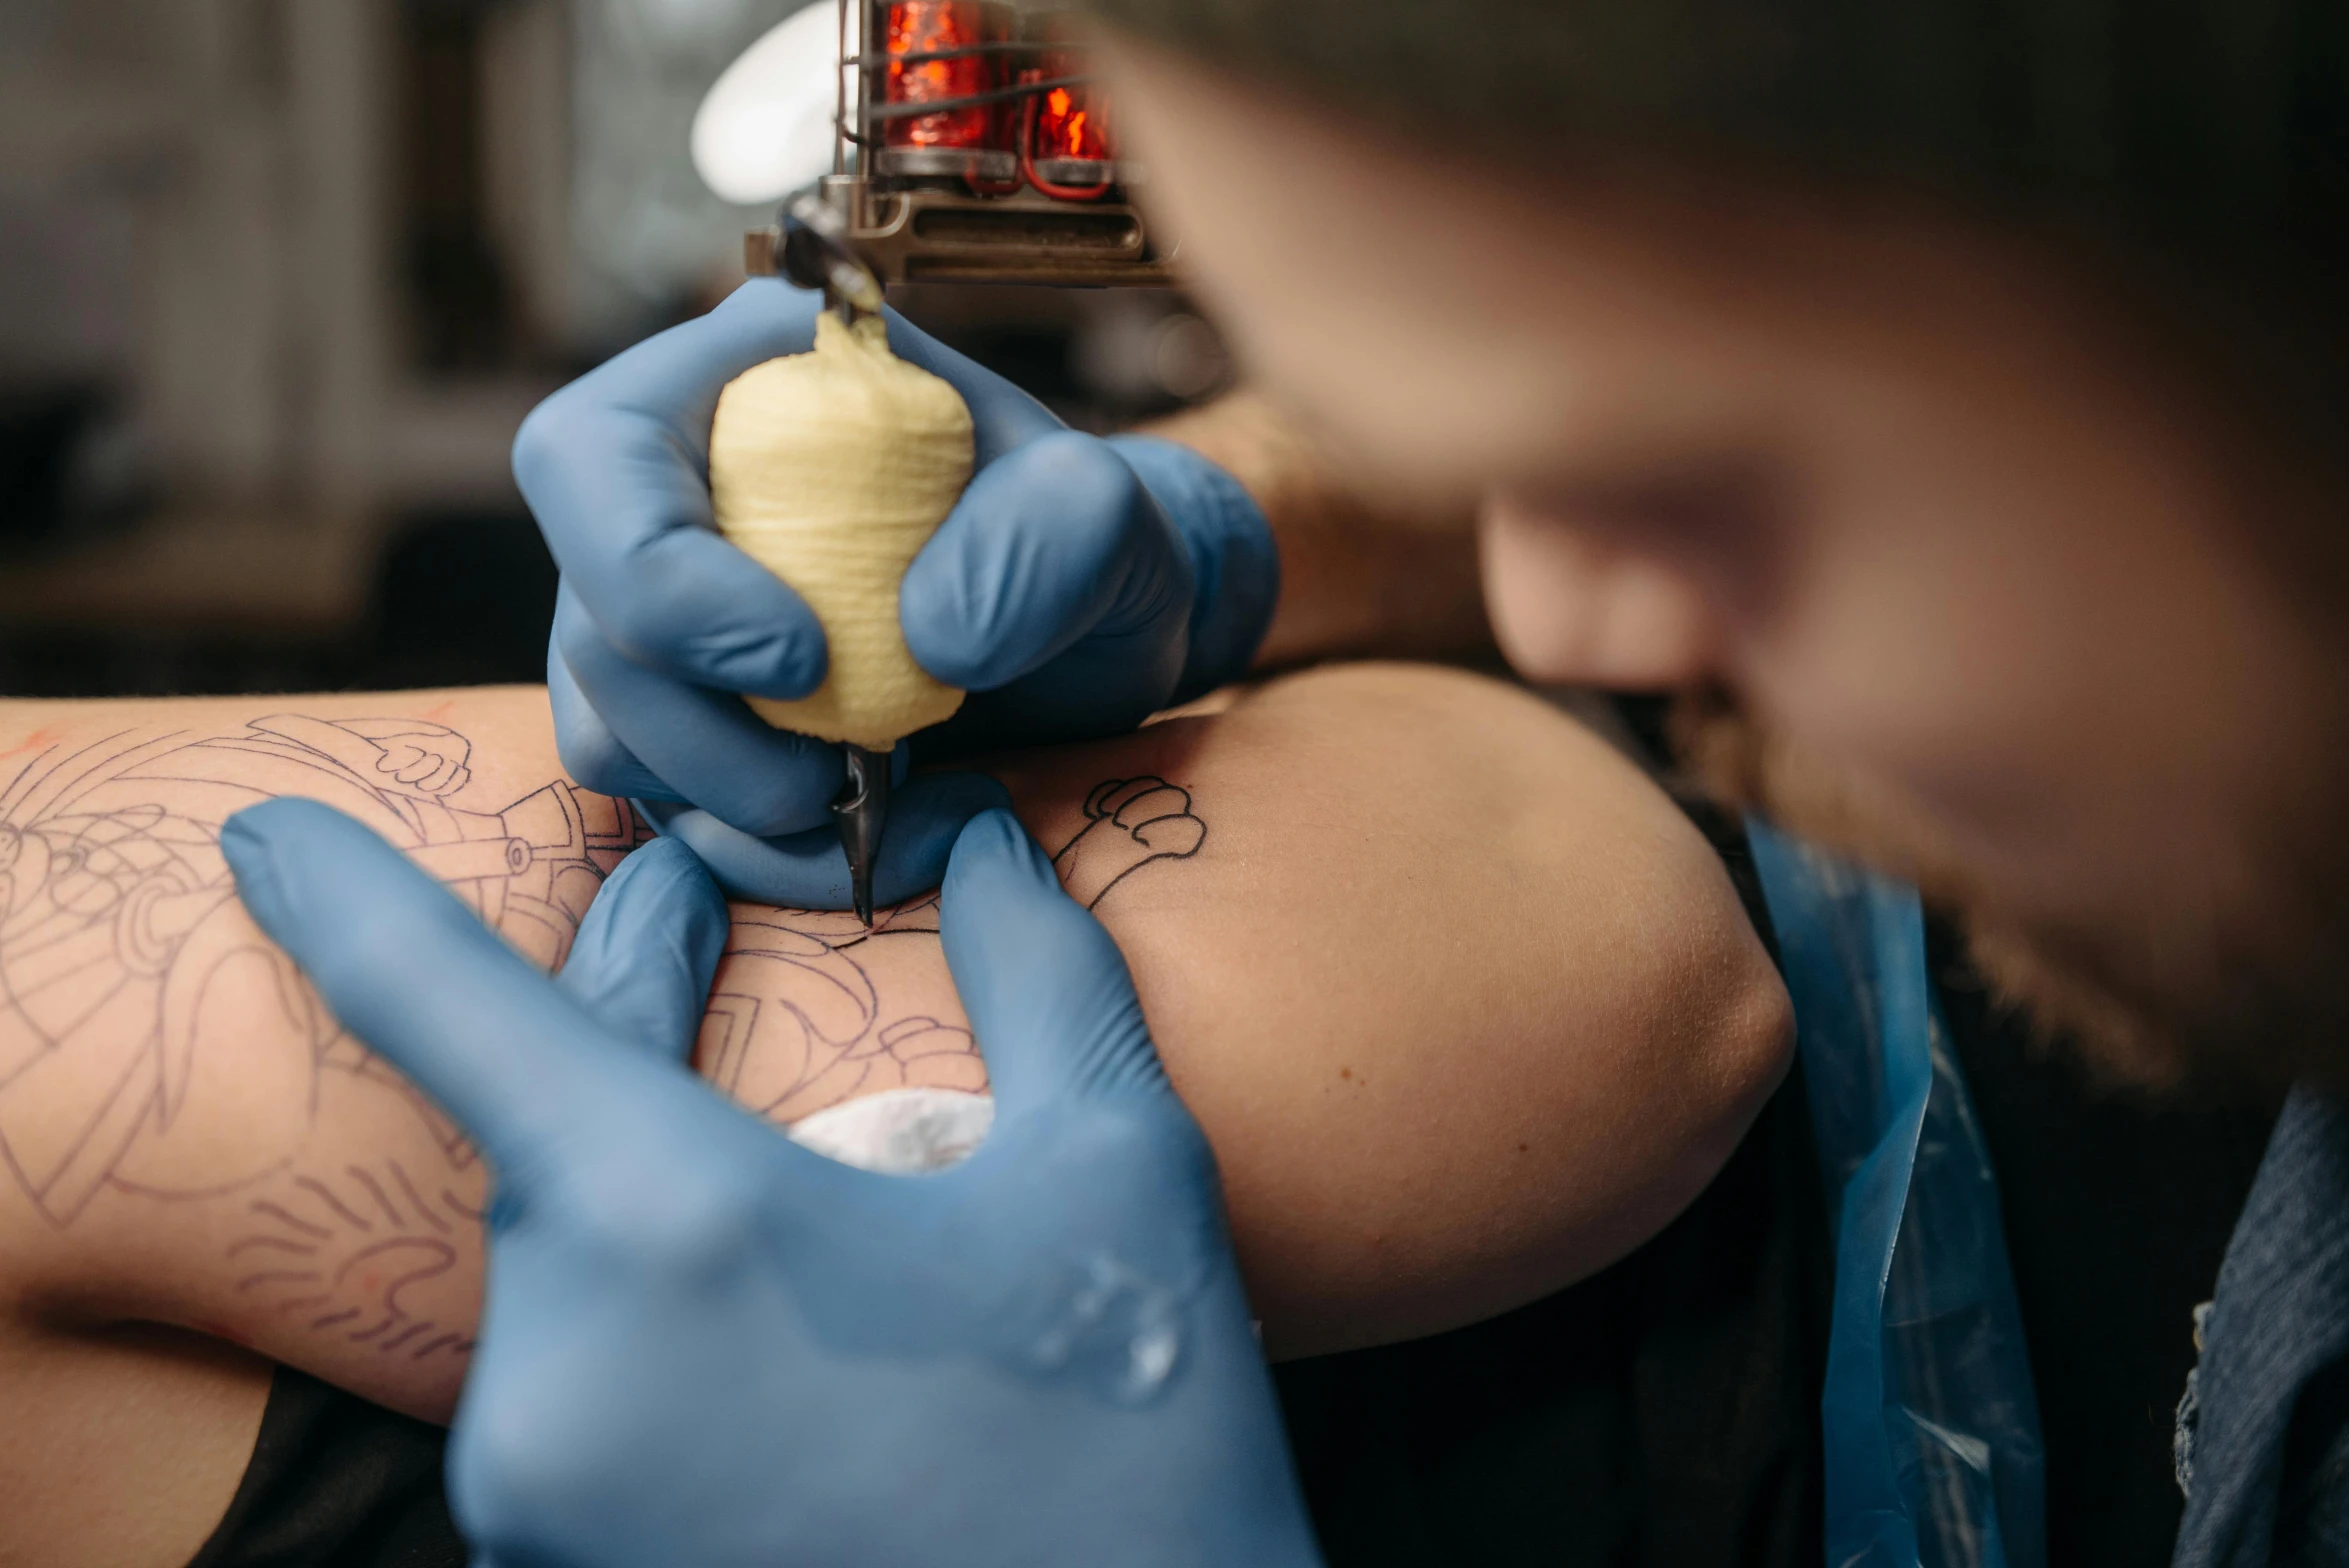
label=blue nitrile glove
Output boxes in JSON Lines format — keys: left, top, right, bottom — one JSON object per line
{"left": 220, "top": 797, "right": 1323, "bottom": 1568}
{"left": 521, "top": 279, "right": 1278, "bottom": 910}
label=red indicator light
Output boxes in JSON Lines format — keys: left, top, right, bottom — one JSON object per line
{"left": 1020, "top": 11, "right": 1113, "bottom": 198}
{"left": 1034, "top": 81, "right": 1108, "bottom": 162}
{"left": 883, "top": 1, "right": 995, "bottom": 151}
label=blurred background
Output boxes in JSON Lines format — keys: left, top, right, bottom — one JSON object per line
{"left": 0, "top": 0, "right": 1232, "bottom": 698}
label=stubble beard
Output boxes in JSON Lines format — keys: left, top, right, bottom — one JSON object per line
{"left": 1670, "top": 686, "right": 2349, "bottom": 1096}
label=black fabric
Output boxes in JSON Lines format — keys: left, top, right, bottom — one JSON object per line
{"left": 1277, "top": 1061, "right": 1831, "bottom": 1567}
{"left": 1275, "top": 798, "right": 1830, "bottom": 1568}
{"left": 1932, "top": 919, "right": 2282, "bottom": 1568}
{"left": 185, "top": 1368, "right": 465, "bottom": 1568}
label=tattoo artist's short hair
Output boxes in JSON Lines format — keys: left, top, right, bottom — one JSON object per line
{"left": 1083, "top": 1, "right": 2349, "bottom": 248}
{"left": 1082, "top": 0, "right": 2349, "bottom": 593}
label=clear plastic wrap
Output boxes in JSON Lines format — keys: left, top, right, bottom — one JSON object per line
{"left": 1747, "top": 820, "right": 2045, "bottom": 1568}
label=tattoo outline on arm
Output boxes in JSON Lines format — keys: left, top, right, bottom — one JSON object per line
{"left": 229, "top": 1159, "right": 480, "bottom": 1363}
{"left": 0, "top": 716, "right": 642, "bottom": 1226}
{"left": 0, "top": 707, "right": 1208, "bottom": 1372}
{"left": 700, "top": 775, "right": 1207, "bottom": 1123}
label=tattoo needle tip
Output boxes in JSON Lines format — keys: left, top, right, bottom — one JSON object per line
{"left": 835, "top": 744, "right": 889, "bottom": 930}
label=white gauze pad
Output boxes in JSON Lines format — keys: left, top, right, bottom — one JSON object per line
{"left": 787, "top": 1087, "right": 996, "bottom": 1175}
{"left": 709, "top": 312, "right": 973, "bottom": 750}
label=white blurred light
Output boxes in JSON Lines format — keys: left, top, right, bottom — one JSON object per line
{"left": 691, "top": 2, "right": 853, "bottom": 206}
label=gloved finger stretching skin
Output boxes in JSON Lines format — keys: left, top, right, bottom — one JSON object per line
{"left": 939, "top": 809, "right": 1170, "bottom": 1116}
{"left": 556, "top": 837, "right": 731, "bottom": 1062}
{"left": 220, "top": 799, "right": 645, "bottom": 1185}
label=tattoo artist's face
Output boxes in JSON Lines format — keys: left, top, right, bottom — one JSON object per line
{"left": 1111, "top": 43, "right": 2349, "bottom": 1089}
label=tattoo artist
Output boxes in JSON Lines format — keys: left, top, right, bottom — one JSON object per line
{"left": 216, "top": 3, "right": 2349, "bottom": 1565}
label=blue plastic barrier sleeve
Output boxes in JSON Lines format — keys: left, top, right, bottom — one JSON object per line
{"left": 1747, "top": 819, "right": 2045, "bottom": 1568}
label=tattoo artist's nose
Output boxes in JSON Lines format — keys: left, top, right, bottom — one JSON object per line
{"left": 1477, "top": 495, "right": 1718, "bottom": 690}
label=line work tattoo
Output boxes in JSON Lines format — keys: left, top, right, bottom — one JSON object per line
{"left": 1054, "top": 777, "right": 1206, "bottom": 907}
{"left": 0, "top": 707, "right": 1206, "bottom": 1372}
{"left": 0, "top": 715, "right": 639, "bottom": 1225}
{"left": 700, "top": 776, "right": 1205, "bottom": 1122}
{"left": 232, "top": 1160, "right": 474, "bottom": 1362}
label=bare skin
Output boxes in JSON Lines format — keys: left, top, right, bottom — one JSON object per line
{"left": 0, "top": 664, "right": 1786, "bottom": 1567}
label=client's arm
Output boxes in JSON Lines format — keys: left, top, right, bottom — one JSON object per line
{"left": 0, "top": 666, "right": 1787, "bottom": 1429}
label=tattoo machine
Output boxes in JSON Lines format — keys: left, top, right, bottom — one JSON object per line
{"left": 727, "top": 1, "right": 1174, "bottom": 926}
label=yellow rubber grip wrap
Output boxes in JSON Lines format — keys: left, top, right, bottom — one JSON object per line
{"left": 708, "top": 312, "right": 973, "bottom": 750}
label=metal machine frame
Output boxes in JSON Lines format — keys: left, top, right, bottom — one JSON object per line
{"left": 746, "top": 0, "right": 1176, "bottom": 289}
